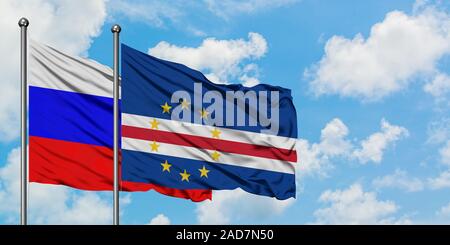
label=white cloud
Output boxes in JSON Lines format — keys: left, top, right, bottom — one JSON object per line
{"left": 372, "top": 169, "right": 424, "bottom": 192}
{"left": 297, "top": 118, "right": 351, "bottom": 178}
{"left": 240, "top": 76, "right": 261, "bottom": 87}
{"left": 0, "top": 147, "right": 120, "bottom": 224}
{"left": 297, "top": 119, "right": 349, "bottom": 178}
{"left": 427, "top": 117, "right": 450, "bottom": 144}
{"left": 313, "top": 183, "right": 410, "bottom": 224}
{"left": 194, "top": 117, "right": 407, "bottom": 224}
{"left": 148, "top": 214, "right": 171, "bottom": 225}
{"left": 439, "top": 140, "right": 450, "bottom": 165}
{"left": 437, "top": 202, "right": 450, "bottom": 217}
{"left": 428, "top": 170, "right": 450, "bottom": 189}
{"left": 204, "top": 0, "right": 298, "bottom": 19}
{"left": 424, "top": 73, "right": 450, "bottom": 98}
{"left": 318, "top": 118, "right": 352, "bottom": 156}
{"left": 108, "top": 0, "right": 181, "bottom": 28}
{"left": 149, "top": 32, "right": 267, "bottom": 85}
{"left": 0, "top": 148, "right": 22, "bottom": 215}
{"left": 298, "top": 118, "right": 407, "bottom": 178}
{"left": 427, "top": 119, "right": 450, "bottom": 171}
{"left": 306, "top": 5, "right": 450, "bottom": 101}
{"left": 0, "top": 85, "right": 21, "bottom": 142}
{"left": 296, "top": 139, "right": 331, "bottom": 178}
{"left": 352, "top": 119, "right": 409, "bottom": 164}
{"left": 31, "top": 187, "right": 112, "bottom": 225}
{"left": 239, "top": 64, "right": 262, "bottom": 87}
{"left": 0, "top": 0, "right": 107, "bottom": 141}
{"left": 108, "top": 0, "right": 295, "bottom": 35}
{"left": 196, "top": 189, "right": 294, "bottom": 224}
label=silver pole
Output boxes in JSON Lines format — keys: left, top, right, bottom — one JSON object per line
{"left": 111, "top": 24, "right": 121, "bottom": 226}
{"left": 18, "top": 17, "right": 29, "bottom": 226}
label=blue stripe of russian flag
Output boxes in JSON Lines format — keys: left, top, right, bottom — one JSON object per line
{"left": 29, "top": 86, "right": 114, "bottom": 147}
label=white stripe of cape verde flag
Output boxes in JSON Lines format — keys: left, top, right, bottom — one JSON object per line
{"left": 122, "top": 113, "right": 297, "bottom": 151}
{"left": 29, "top": 40, "right": 114, "bottom": 98}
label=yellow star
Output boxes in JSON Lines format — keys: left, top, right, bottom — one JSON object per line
{"left": 200, "top": 108, "right": 209, "bottom": 119}
{"left": 161, "top": 160, "right": 171, "bottom": 172}
{"left": 211, "top": 128, "right": 221, "bottom": 139}
{"left": 150, "top": 118, "right": 159, "bottom": 129}
{"left": 211, "top": 151, "right": 221, "bottom": 161}
{"left": 180, "top": 169, "right": 190, "bottom": 182}
{"left": 161, "top": 102, "right": 172, "bottom": 114}
{"left": 180, "top": 99, "right": 190, "bottom": 110}
{"left": 198, "top": 166, "right": 210, "bottom": 178}
{"left": 150, "top": 141, "right": 160, "bottom": 152}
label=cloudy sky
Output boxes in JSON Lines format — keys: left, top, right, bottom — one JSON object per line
{"left": 1, "top": 0, "right": 450, "bottom": 224}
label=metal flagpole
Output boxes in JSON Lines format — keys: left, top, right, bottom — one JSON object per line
{"left": 18, "top": 17, "right": 29, "bottom": 226}
{"left": 111, "top": 24, "right": 121, "bottom": 226}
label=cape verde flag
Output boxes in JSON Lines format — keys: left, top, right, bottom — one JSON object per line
{"left": 28, "top": 40, "right": 211, "bottom": 202}
{"left": 121, "top": 44, "right": 297, "bottom": 200}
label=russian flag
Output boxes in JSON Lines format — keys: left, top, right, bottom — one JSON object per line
{"left": 121, "top": 44, "right": 297, "bottom": 200}
{"left": 28, "top": 40, "right": 211, "bottom": 202}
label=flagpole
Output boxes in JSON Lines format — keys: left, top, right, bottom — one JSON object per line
{"left": 112, "top": 24, "right": 121, "bottom": 226}
{"left": 18, "top": 17, "right": 29, "bottom": 226}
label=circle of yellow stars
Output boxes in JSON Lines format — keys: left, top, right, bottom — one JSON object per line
{"left": 152, "top": 99, "right": 224, "bottom": 182}
{"left": 155, "top": 99, "right": 226, "bottom": 181}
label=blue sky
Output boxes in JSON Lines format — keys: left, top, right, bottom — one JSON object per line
{"left": 1, "top": 0, "right": 450, "bottom": 224}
